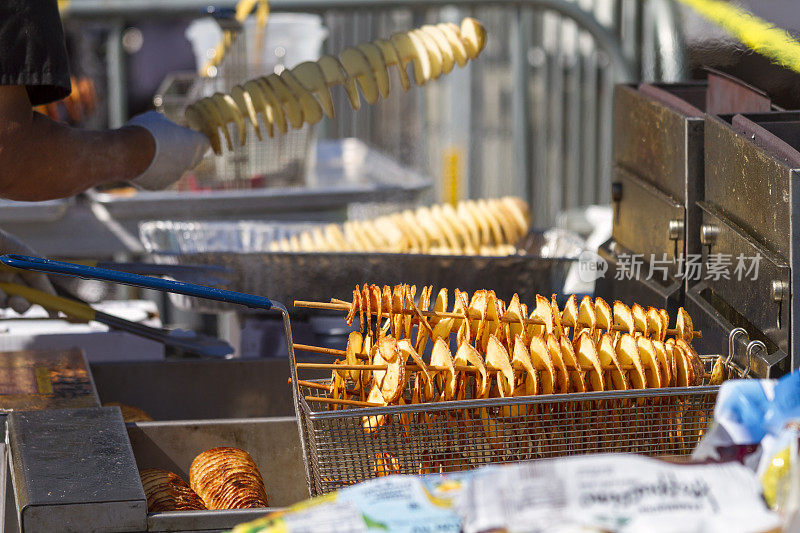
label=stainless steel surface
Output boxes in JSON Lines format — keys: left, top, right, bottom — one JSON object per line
{"left": 297, "top": 380, "right": 717, "bottom": 495}
{"left": 704, "top": 68, "right": 771, "bottom": 116}
{"left": 0, "top": 200, "right": 69, "bottom": 224}
{"left": 63, "top": 0, "right": 687, "bottom": 225}
{"left": 703, "top": 113, "right": 798, "bottom": 258}
{"left": 127, "top": 417, "right": 309, "bottom": 527}
{"left": 147, "top": 509, "right": 275, "bottom": 533}
{"left": 690, "top": 201, "right": 790, "bottom": 364}
{"left": 150, "top": 247, "right": 579, "bottom": 315}
{"left": 595, "top": 238, "right": 683, "bottom": 315}
{"left": 599, "top": 82, "right": 708, "bottom": 316}
{"left": 611, "top": 167, "right": 684, "bottom": 279}
{"left": 699, "top": 112, "right": 800, "bottom": 371}
{"left": 94, "top": 139, "right": 430, "bottom": 220}
{"left": 90, "top": 359, "right": 324, "bottom": 420}
{"left": 8, "top": 407, "right": 146, "bottom": 532}
{"left": 685, "top": 286, "right": 789, "bottom": 378}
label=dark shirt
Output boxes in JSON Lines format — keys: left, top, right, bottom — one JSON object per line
{"left": 0, "top": 0, "right": 70, "bottom": 105}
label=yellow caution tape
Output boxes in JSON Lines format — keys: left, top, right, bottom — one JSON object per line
{"left": 678, "top": 0, "right": 800, "bottom": 74}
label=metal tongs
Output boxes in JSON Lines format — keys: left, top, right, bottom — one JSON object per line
{"left": 0, "top": 255, "right": 281, "bottom": 358}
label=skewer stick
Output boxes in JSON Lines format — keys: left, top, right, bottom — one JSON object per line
{"left": 288, "top": 378, "right": 359, "bottom": 396}
{"left": 296, "top": 361, "right": 642, "bottom": 373}
{"left": 294, "top": 300, "right": 703, "bottom": 338}
{"left": 294, "top": 343, "right": 371, "bottom": 360}
{"left": 293, "top": 343, "right": 368, "bottom": 359}
{"left": 304, "top": 396, "right": 382, "bottom": 407}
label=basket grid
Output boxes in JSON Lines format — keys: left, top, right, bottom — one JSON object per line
{"left": 298, "top": 377, "right": 718, "bottom": 495}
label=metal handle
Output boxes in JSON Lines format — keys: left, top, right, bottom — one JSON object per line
{"left": 742, "top": 340, "right": 766, "bottom": 379}
{"left": 726, "top": 327, "right": 747, "bottom": 366}
{"left": 0, "top": 255, "right": 273, "bottom": 311}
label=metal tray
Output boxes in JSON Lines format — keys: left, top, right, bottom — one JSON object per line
{"left": 88, "top": 139, "right": 430, "bottom": 221}
{"left": 90, "top": 359, "right": 326, "bottom": 420}
{"left": 146, "top": 229, "right": 584, "bottom": 314}
{"left": 0, "top": 199, "right": 69, "bottom": 224}
{"left": 127, "top": 417, "right": 308, "bottom": 532}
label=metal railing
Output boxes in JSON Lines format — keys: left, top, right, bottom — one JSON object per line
{"left": 62, "top": 0, "right": 689, "bottom": 225}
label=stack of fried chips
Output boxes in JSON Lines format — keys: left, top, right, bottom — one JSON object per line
{"left": 189, "top": 447, "right": 269, "bottom": 509}
{"left": 140, "top": 468, "right": 207, "bottom": 512}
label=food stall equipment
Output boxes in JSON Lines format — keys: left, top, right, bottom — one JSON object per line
{"left": 6, "top": 407, "right": 146, "bottom": 532}
{"left": 289, "top": 295, "right": 762, "bottom": 495}
{"left": 597, "top": 73, "right": 790, "bottom": 378}
{"left": 687, "top": 110, "right": 800, "bottom": 375}
{"left": 142, "top": 226, "right": 583, "bottom": 315}
{"left": 0, "top": 256, "right": 760, "bottom": 505}
{"left": 0, "top": 258, "right": 308, "bottom": 532}
{"left": 0, "top": 348, "right": 102, "bottom": 532}
{"left": 597, "top": 71, "right": 772, "bottom": 313}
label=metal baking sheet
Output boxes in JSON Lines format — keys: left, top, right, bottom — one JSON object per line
{"left": 88, "top": 139, "right": 430, "bottom": 220}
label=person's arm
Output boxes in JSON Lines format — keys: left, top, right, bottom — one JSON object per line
{"left": 0, "top": 85, "right": 155, "bottom": 201}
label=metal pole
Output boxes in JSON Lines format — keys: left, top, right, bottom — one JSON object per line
{"left": 105, "top": 19, "right": 127, "bottom": 127}
{"left": 511, "top": 8, "right": 532, "bottom": 202}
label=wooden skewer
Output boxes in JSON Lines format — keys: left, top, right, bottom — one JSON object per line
{"left": 294, "top": 343, "right": 369, "bottom": 359}
{"left": 288, "top": 378, "right": 359, "bottom": 396}
{"left": 304, "top": 396, "right": 382, "bottom": 407}
{"left": 296, "top": 361, "right": 643, "bottom": 373}
{"left": 294, "top": 300, "right": 703, "bottom": 338}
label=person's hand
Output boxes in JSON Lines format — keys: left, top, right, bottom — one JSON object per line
{"left": 126, "top": 111, "right": 211, "bottom": 191}
{"left": 0, "top": 229, "right": 58, "bottom": 314}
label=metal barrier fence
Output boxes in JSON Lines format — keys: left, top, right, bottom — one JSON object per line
{"left": 63, "top": 0, "right": 688, "bottom": 225}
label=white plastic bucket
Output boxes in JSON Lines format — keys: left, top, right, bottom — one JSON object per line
{"left": 185, "top": 18, "right": 223, "bottom": 73}
{"left": 243, "top": 13, "right": 328, "bottom": 75}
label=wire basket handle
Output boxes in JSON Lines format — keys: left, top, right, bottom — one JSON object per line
{"left": 0, "top": 254, "right": 273, "bottom": 310}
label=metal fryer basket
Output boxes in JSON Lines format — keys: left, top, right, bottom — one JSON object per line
{"left": 295, "top": 380, "right": 718, "bottom": 496}
{"left": 291, "top": 330, "right": 767, "bottom": 496}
